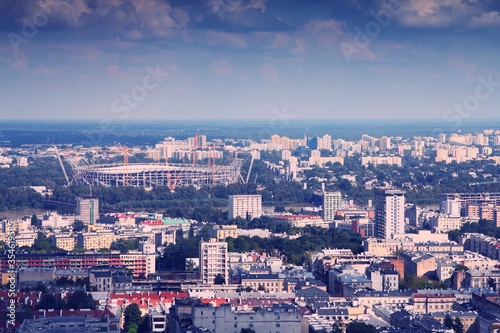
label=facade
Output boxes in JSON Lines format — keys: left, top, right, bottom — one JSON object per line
{"left": 19, "top": 315, "right": 119, "bottom": 333}
{"left": 323, "top": 191, "right": 342, "bottom": 222}
{"left": 199, "top": 238, "right": 228, "bottom": 285}
{"left": 412, "top": 293, "right": 456, "bottom": 314}
{"left": 77, "top": 231, "right": 114, "bottom": 250}
{"left": 374, "top": 187, "right": 405, "bottom": 239}
{"left": 228, "top": 195, "right": 262, "bottom": 220}
{"left": 52, "top": 234, "right": 76, "bottom": 251}
{"left": 0, "top": 251, "right": 156, "bottom": 276}
{"left": 400, "top": 253, "right": 436, "bottom": 277}
{"left": 429, "top": 215, "right": 462, "bottom": 233}
{"left": 76, "top": 196, "right": 99, "bottom": 225}
{"left": 213, "top": 225, "right": 238, "bottom": 240}
{"left": 370, "top": 269, "right": 399, "bottom": 292}
{"left": 192, "top": 303, "right": 301, "bottom": 333}
{"left": 241, "top": 273, "right": 284, "bottom": 292}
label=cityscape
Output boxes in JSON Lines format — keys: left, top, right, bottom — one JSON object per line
{"left": 1, "top": 124, "right": 500, "bottom": 333}
{"left": 2, "top": 1, "right": 500, "bottom": 333}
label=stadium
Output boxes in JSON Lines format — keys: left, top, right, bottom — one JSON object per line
{"left": 68, "top": 159, "right": 244, "bottom": 188}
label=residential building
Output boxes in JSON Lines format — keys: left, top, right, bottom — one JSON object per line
{"left": 199, "top": 238, "right": 228, "bottom": 285}
{"left": 228, "top": 195, "right": 262, "bottom": 220}
{"left": 0, "top": 252, "right": 155, "bottom": 276}
{"left": 212, "top": 225, "right": 238, "bottom": 240}
{"left": 241, "top": 273, "right": 284, "bottom": 293}
{"left": 374, "top": 187, "right": 405, "bottom": 239}
{"left": 412, "top": 293, "right": 456, "bottom": 314}
{"left": 76, "top": 196, "right": 99, "bottom": 225}
{"left": 192, "top": 303, "right": 301, "bottom": 333}
{"left": 52, "top": 234, "right": 76, "bottom": 251}
{"left": 19, "top": 315, "right": 119, "bottom": 333}
{"left": 77, "top": 231, "right": 114, "bottom": 250}
{"left": 323, "top": 191, "right": 342, "bottom": 222}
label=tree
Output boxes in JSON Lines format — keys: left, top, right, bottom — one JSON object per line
{"left": 444, "top": 314, "right": 454, "bottom": 329}
{"left": 454, "top": 317, "right": 464, "bottom": 333}
{"left": 488, "top": 277, "right": 497, "bottom": 291}
{"left": 31, "top": 232, "right": 54, "bottom": 252}
{"left": 66, "top": 290, "right": 96, "bottom": 310}
{"left": 175, "top": 228, "right": 184, "bottom": 241}
{"left": 274, "top": 206, "right": 286, "bottom": 213}
{"left": 214, "top": 273, "right": 225, "bottom": 285}
{"left": 72, "top": 220, "right": 85, "bottom": 232}
{"left": 128, "top": 324, "right": 138, "bottom": 333}
{"left": 188, "top": 224, "right": 195, "bottom": 238}
{"left": 36, "top": 293, "right": 66, "bottom": 310}
{"left": 124, "top": 303, "right": 142, "bottom": 332}
{"left": 137, "top": 315, "right": 151, "bottom": 333}
{"left": 31, "top": 214, "right": 41, "bottom": 228}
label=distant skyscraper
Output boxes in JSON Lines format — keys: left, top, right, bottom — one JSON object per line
{"left": 308, "top": 136, "right": 319, "bottom": 150}
{"left": 374, "top": 187, "right": 405, "bottom": 239}
{"left": 76, "top": 196, "right": 99, "bottom": 225}
{"left": 379, "top": 136, "right": 391, "bottom": 152}
{"left": 199, "top": 238, "right": 228, "bottom": 285}
{"left": 323, "top": 191, "right": 342, "bottom": 221}
{"left": 228, "top": 195, "right": 262, "bottom": 220}
{"left": 440, "top": 198, "right": 461, "bottom": 217}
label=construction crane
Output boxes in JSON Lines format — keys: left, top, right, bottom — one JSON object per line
{"left": 123, "top": 146, "right": 129, "bottom": 186}
{"left": 54, "top": 146, "right": 70, "bottom": 186}
{"left": 245, "top": 154, "right": 254, "bottom": 184}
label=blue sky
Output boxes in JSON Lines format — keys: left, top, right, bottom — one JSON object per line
{"left": 1, "top": 0, "right": 500, "bottom": 120}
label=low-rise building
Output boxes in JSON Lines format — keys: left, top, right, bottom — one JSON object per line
{"left": 192, "top": 303, "right": 301, "bottom": 333}
{"left": 241, "top": 273, "right": 284, "bottom": 293}
{"left": 412, "top": 293, "right": 456, "bottom": 314}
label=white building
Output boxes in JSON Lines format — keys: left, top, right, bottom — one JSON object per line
{"left": 440, "top": 198, "right": 461, "bottom": 217}
{"left": 228, "top": 195, "right": 262, "bottom": 220}
{"left": 76, "top": 196, "right": 99, "bottom": 225}
{"left": 374, "top": 187, "right": 405, "bottom": 239}
{"left": 429, "top": 215, "right": 462, "bottom": 233}
{"left": 199, "top": 238, "right": 228, "bottom": 285}
{"left": 323, "top": 191, "right": 342, "bottom": 222}
{"left": 192, "top": 303, "right": 301, "bottom": 333}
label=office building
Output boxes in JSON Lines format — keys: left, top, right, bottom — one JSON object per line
{"left": 374, "top": 187, "right": 405, "bottom": 239}
{"left": 323, "top": 191, "right": 342, "bottom": 221}
{"left": 76, "top": 196, "right": 99, "bottom": 225}
{"left": 199, "top": 238, "right": 228, "bottom": 285}
{"left": 228, "top": 195, "right": 262, "bottom": 220}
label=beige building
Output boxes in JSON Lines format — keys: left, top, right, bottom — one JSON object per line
{"left": 16, "top": 232, "right": 38, "bottom": 248}
{"left": 53, "top": 234, "right": 76, "bottom": 251}
{"left": 412, "top": 293, "right": 456, "bottom": 314}
{"left": 241, "top": 274, "right": 284, "bottom": 293}
{"left": 429, "top": 215, "right": 462, "bottom": 233}
{"left": 77, "top": 231, "right": 114, "bottom": 250}
{"left": 213, "top": 225, "right": 238, "bottom": 240}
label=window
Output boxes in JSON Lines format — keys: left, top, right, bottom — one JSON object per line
{"left": 276, "top": 324, "right": 281, "bottom": 328}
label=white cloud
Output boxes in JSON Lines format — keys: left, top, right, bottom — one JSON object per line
{"left": 395, "top": 0, "right": 500, "bottom": 28}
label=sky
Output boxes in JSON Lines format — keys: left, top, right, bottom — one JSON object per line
{"left": 1, "top": 0, "right": 500, "bottom": 121}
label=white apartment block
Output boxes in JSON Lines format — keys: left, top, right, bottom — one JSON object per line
{"left": 76, "top": 196, "right": 99, "bottom": 225}
{"left": 193, "top": 303, "right": 301, "bottom": 333}
{"left": 429, "top": 215, "right": 462, "bottom": 233}
{"left": 228, "top": 195, "right": 262, "bottom": 220}
{"left": 374, "top": 187, "right": 405, "bottom": 239}
{"left": 323, "top": 191, "right": 342, "bottom": 222}
{"left": 199, "top": 238, "right": 228, "bottom": 285}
